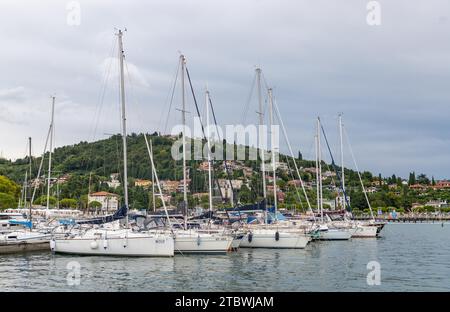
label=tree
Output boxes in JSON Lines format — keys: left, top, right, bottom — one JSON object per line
{"left": 408, "top": 172, "right": 416, "bottom": 185}
{"left": 59, "top": 198, "right": 78, "bottom": 209}
{"left": 200, "top": 195, "right": 209, "bottom": 209}
{"left": 0, "top": 175, "right": 21, "bottom": 197}
{"left": 432, "top": 176, "right": 436, "bottom": 186}
{"left": 401, "top": 186, "right": 412, "bottom": 211}
{"left": 130, "top": 186, "right": 148, "bottom": 210}
{"left": 349, "top": 190, "right": 368, "bottom": 209}
{"left": 371, "top": 199, "right": 386, "bottom": 208}
{"left": 89, "top": 201, "right": 102, "bottom": 209}
{"left": 298, "top": 151, "right": 303, "bottom": 160}
{"left": 33, "top": 195, "right": 57, "bottom": 207}
{"left": 389, "top": 174, "right": 397, "bottom": 184}
{"left": 238, "top": 184, "right": 254, "bottom": 204}
{"left": 0, "top": 193, "right": 16, "bottom": 210}
{"left": 79, "top": 194, "right": 88, "bottom": 209}
{"left": 417, "top": 173, "right": 430, "bottom": 185}
{"left": 0, "top": 175, "right": 20, "bottom": 210}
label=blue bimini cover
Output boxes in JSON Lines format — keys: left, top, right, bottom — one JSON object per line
{"left": 8, "top": 219, "right": 32, "bottom": 229}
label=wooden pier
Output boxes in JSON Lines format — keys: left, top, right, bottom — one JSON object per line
{"left": 353, "top": 215, "right": 450, "bottom": 223}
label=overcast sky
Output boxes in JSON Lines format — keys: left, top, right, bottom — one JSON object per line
{"left": 0, "top": 0, "right": 449, "bottom": 179}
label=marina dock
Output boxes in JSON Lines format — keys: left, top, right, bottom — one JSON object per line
{"left": 354, "top": 215, "right": 450, "bottom": 223}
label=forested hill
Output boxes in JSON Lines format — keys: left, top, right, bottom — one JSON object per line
{"left": 0, "top": 133, "right": 181, "bottom": 183}
{"left": 0, "top": 132, "right": 319, "bottom": 185}
{"left": 0, "top": 132, "right": 320, "bottom": 209}
{"left": 2, "top": 132, "right": 444, "bottom": 213}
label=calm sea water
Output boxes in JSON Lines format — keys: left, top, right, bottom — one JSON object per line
{"left": 1, "top": 223, "right": 449, "bottom": 292}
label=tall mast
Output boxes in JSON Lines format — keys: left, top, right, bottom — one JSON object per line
{"left": 206, "top": 89, "right": 213, "bottom": 220}
{"left": 88, "top": 171, "right": 92, "bottom": 212}
{"left": 23, "top": 173, "right": 27, "bottom": 207}
{"left": 256, "top": 68, "right": 267, "bottom": 200}
{"left": 339, "top": 113, "right": 345, "bottom": 210}
{"left": 21, "top": 171, "right": 27, "bottom": 209}
{"left": 150, "top": 140, "right": 156, "bottom": 212}
{"left": 46, "top": 96, "right": 55, "bottom": 210}
{"left": 315, "top": 130, "right": 320, "bottom": 219}
{"left": 268, "top": 88, "right": 278, "bottom": 220}
{"left": 181, "top": 54, "right": 188, "bottom": 230}
{"left": 56, "top": 176, "right": 60, "bottom": 209}
{"left": 28, "top": 137, "right": 32, "bottom": 209}
{"left": 256, "top": 68, "right": 267, "bottom": 223}
{"left": 117, "top": 29, "right": 129, "bottom": 226}
{"left": 29, "top": 137, "right": 32, "bottom": 181}
{"left": 317, "top": 117, "right": 323, "bottom": 222}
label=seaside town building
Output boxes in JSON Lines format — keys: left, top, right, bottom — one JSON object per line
{"left": 424, "top": 199, "right": 448, "bottom": 208}
{"left": 134, "top": 179, "right": 152, "bottom": 188}
{"left": 160, "top": 180, "right": 180, "bottom": 194}
{"left": 88, "top": 191, "right": 119, "bottom": 212}
{"left": 434, "top": 180, "right": 450, "bottom": 190}
{"left": 217, "top": 179, "right": 243, "bottom": 200}
{"left": 107, "top": 173, "right": 121, "bottom": 189}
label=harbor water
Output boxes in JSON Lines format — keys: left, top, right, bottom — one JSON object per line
{"left": 1, "top": 223, "right": 449, "bottom": 291}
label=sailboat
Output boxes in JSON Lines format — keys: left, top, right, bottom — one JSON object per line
{"left": 149, "top": 57, "right": 232, "bottom": 253}
{"left": 0, "top": 137, "right": 51, "bottom": 254}
{"left": 314, "top": 117, "right": 353, "bottom": 241}
{"left": 240, "top": 75, "right": 310, "bottom": 249}
{"left": 334, "top": 114, "right": 382, "bottom": 237}
{"left": 50, "top": 30, "right": 174, "bottom": 257}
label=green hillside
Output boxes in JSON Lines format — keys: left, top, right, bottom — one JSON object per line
{"left": 0, "top": 133, "right": 448, "bottom": 213}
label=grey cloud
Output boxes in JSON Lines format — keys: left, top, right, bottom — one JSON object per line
{"left": 0, "top": 0, "right": 449, "bottom": 179}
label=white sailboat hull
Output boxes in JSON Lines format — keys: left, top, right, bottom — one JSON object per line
{"left": 173, "top": 235, "right": 232, "bottom": 254}
{"left": 0, "top": 231, "right": 51, "bottom": 254}
{"left": 240, "top": 229, "right": 310, "bottom": 249}
{"left": 172, "top": 231, "right": 233, "bottom": 254}
{"left": 351, "top": 225, "right": 378, "bottom": 238}
{"left": 317, "top": 228, "right": 352, "bottom": 240}
{"left": 51, "top": 229, "right": 174, "bottom": 257}
{"left": 231, "top": 234, "right": 244, "bottom": 250}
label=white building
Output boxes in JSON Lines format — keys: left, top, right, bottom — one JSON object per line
{"left": 107, "top": 173, "right": 121, "bottom": 189}
{"left": 323, "top": 170, "right": 336, "bottom": 178}
{"left": 323, "top": 199, "right": 336, "bottom": 210}
{"left": 88, "top": 191, "right": 120, "bottom": 212}
{"left": 366, "top": 186, "right": 378, "bottom": 193}
{"left": 218, "top": 179, "right": 243, "bottom": 200}
{"left": 425, "top": 199, "right": 448, "bottom": 208}
{"left": 276, "top": 162, "right": 289, "bottom": 171}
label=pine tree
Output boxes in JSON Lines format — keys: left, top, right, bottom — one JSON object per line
{"left": 391, "top": 174, "right": 397, "bottom": 184}
{"left": 408, "top": 172, "right": 416, "bottom": 185}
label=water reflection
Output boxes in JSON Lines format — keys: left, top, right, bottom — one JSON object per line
{"left": 1, "top": 224, "right": 450, "bottom": 291}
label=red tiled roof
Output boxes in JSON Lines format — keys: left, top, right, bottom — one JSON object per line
{"left": 90, "top": 191, "right": 119, "bottom": 197}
